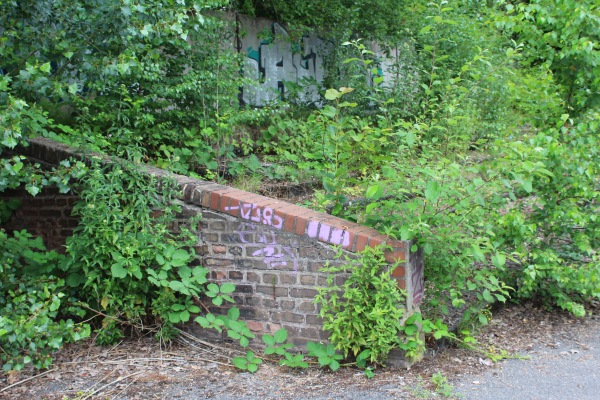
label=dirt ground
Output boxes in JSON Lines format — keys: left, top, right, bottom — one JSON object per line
{"left": 1, "top": 302, "right": 598, "bottom": 400}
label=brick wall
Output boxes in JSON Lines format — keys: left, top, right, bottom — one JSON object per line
{"left": 3, "top": 138, "right": 425, "bottom": 358}
{"left": 1, "top": 187, "right": 79, "bottom": 252}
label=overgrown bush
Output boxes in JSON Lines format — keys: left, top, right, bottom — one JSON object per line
{"left": 315, "top": 246, "right": 407, "bottom": 364}
{"left": 0, "top": 230, "right": 90, "bottom": 371}
{"left": 59, "top": 160, "right": 207, "bottom": 343}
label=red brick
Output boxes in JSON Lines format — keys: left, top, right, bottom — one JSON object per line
{"left": 396, "top": 278, "right": 407, "bottom": 290}
{"left": 391, "top": 265, "right": 406, "bottom": 279}
{"left": 213, "top": 245, "right": 227, "bottom": 254}
{"left": 267, "top": 323, "right": 282, "bottom": 333}
{"left": 353, "top": 232, "right": 370, "bottom": 252}
{"left": 224, "top": 197, "right": 241, "bottom": 217}
{"left": 387, "top": 239, "right": 406, "bottom": 252}
{"left": 217, "top": 193, "right": 234, "bottom": 213}
{"left": 209, "top": 191, "right": 221, "bottom": 210}
{"left": 385, "top": 250, "right": 406, "bottom": 264}
{"left": 282, "top": 212, "right": 296, "bottom": 233}
{"left": 211, "top": 270, "right": 226, "bottom": 280}
{"left": 246, "top": 321, "right": 264, "bottom": 332}
{"left": 295, "top": 214, "right": 309, "bottom": 236}
{"left": 235, "top": 192, "right": 262, "bottom": 206}
{"left": 368, "top": 234, "right": 388, "bottom": 248}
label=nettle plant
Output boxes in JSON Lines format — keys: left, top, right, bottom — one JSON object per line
{"left": 58, "top": 159, "right": 228, "bottom": 343}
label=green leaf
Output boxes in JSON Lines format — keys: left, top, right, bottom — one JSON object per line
{"left": 171, "top": 249, "right": 190, "bottom": 266}
{"left": 329, "top": 360, "right": 340, "bottom": 371}
{"left": 482, "top": 289, "right": 494, "bottom": 303}
{"left": 110, "top": 263, "right": 128, "bottom": 279}
{"left": 424, "top": 180, "right": 441, "bottom": 202}
{"left": 365, "top": 185, "right": 382, "bottom": 199}
{"left": 273, "top": 328, "right": 288, "bottom": 344}
{"left": 228, "top": 307, "right": 240, "bottom": 320}
{"left": 478, "top": 314, "right": 488, "bottom": 325}
{"left": 40, "top": 62, "right": 51, "bottom": 73}
{"left": 324, "top": 88, "right": 341, "bottom": 100}
{"left": 169, "top": 312, "right": 181, "bottom": 323}
{"left": 220, "top": 283, "right": 236, "bottom": 294}
{"left": 212, "top": 296, "right": 223, "bottom": 306}
{"left": 168, "top": 281, "right": 186, "bottom": 292}
{"left": 404, "top": 324, "right": 418, "bottom": 336}
{"left": 419, "top": 25, "right": 433, "bottom": 35}
{"left": 321, "top": 105, "right": 337, "bottom": 118}
{"left": 232, "top": 357, "right": 247, "bottom": 370}
{"left": 262, "top": 334, "right": 275, "bottom": 346}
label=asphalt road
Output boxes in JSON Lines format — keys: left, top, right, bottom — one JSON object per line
{"left": 454, "top": 316, "right": 600, "bottom": 400}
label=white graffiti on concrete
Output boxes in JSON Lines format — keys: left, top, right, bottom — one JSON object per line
{"left": 239, "top": 16, "right": 325, "bottom": 106}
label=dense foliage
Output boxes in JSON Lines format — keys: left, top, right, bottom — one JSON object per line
{"left": 1, "top": 0, "right": 599, "bottom": 371}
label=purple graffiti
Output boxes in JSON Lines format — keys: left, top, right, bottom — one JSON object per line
{"left": 225, "top": 204, "right": 283, "bottom": 229}
{"left": 236, "top": 222, "right": 299, "bottom": 271}
{"left": 307, "top": 220, "right": 350, "bottom": 247}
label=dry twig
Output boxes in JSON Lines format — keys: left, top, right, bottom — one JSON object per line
{"left": 0, "top": 368, "right": 57, "bottom": 393}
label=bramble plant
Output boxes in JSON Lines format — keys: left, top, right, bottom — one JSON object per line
{"left": 306, "top": 342, "right": 344, "bottom": 371}
{"left": 58, "top": 159, "right": 221, "bottom": 344}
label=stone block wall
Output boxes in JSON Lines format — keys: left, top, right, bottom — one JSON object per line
{"left": 3, "top": 138, "right": 425, "bottom": 350}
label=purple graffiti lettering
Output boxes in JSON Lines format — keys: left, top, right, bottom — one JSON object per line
{"left": 307, "top": 220, "right": 319, "bottom": 238}
{"left": 233, "top": 222, "right": 299, "bottom": 271}
{"left": 330, "top": 228, "right": 350, "bottom": 247}
{"left": 319, "top": 223, "right": 331, "bottom": 242}
{"left": 226, "top": 203, "right": 283, "bottom": 229}
{"left": 307, "top": 221, "right": 350, "bottom": 247}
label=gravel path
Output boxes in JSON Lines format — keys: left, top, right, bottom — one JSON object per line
{"left": 454, "top": 312, "right": 600, "bottom": 400}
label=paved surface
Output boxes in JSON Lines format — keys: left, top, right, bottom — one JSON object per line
{"left": 454, "top": 317, "right": 600, "bottom": 400}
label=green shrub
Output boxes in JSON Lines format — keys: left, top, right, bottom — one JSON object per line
{"left": 0, "top": 230, "right": 90, "bottom": 371}
{"left": 315, "top": 246, "right": 406, "bottom": 364}
{"left": 59, "top": 160, "right": 207, "bottom": 343}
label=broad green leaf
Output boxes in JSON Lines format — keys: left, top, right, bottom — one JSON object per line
{"left": 262, "top": 334, "right": 275, "bottom": 346}
{"left": 110, "top": 263, "right": 128, "bottom": 279}
{"left": 273, "top": 328, "right": 288, "bottom": 343}
{"left": 169, "top": 281, "right": 186, "bottom": 293}
{"left": 40, "top": 62, "right": 51, "bottom": 73}
{"left": 207, "top": 283, "right": 219, "bottom": 293}
{"left": 320, "top": 105, "right": 337, "bottom": 118}
{"left": 419, "top": 25, "right": 433, "bottom": 35}
{"left": 324, "top": 88, "right": 341, "bottom": 100}
{"left": 232, "top": 357, "right": 247, "bottom": 370}
{"left": 365, "top": 185, "right": 382, "bottom": 199}
{"left": 482, "top": 289, "right": 494, "bottom": 303}
{"left": 220, "top": 283, "right": 236, "bottom": 294}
